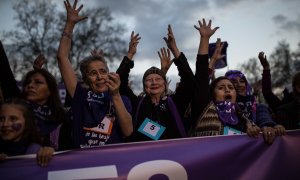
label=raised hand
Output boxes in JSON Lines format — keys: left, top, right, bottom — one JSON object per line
{"left": 258, "top": 52, "right": 270, "bottom": 70}
{"left": 64, "top": 0, "right": 87, "bottom": 24}
{"left": 33, "top": 54, "right": 46, "bottom": 70}
{"left": 194, "top": 19, "right": 219, "bottom": 39}
{"left": 127, "top": 31, "right": 141, "bottom": 60}
{"left": 163, "top": 25, "right": 180, "bottom": 58}
{"left": 158, "top": 47, "right": 172, "bottom": 74}
{"left": 209, "top": 38, "right": 225, "bottom": 70}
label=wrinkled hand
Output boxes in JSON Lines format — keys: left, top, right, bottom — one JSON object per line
{"left": 33, "top": 54, "right": 46, "bottom": 70}
{"left": 209, "top": 38, "right": 225, "bottom": 70}
{"left": 194, "top": 19, "right": 219, "bottom": 38}
{"left": 158, "top": 47, "right": 172, "bottom": 74}
{"left": 262, "top": 126, "right": 276, "bottom": 145}
{"left": 106, "top": 72, "right": 121, "bottom": 96}
{"left": 258, "top": 52, "right": 270, "bottom": 70}
{"left": 246, "top": 121, "right": 261, "bottom": 138}
{"left": 91, "top": 49, "right": 104, "bottom": 57}
{"left": 64, "top": 0, "right": 88, "bottom": 24}
{"left": 274, "top": 124, "right": 286, "bottom": 136}
{"left": 127, "top": 31, "right": 141, "bottom": 60}
{"left": 37, "top": 147, "right": 54, "bottom": 167}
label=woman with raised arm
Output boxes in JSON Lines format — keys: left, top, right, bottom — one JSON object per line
{"left": 57, "top": 0, "right": 132, "bottom": 148}
{"left": 190, "top": 19, "right": 260, "bottom": 138}
{"left": 258, "top": 52, "right": 293, "bottom": 112}
{"left": 117, "top": 25, "right": 194, "bottom": 141}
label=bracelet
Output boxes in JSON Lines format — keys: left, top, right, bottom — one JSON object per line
{"left": 62, "top": 32, "right": 72, "bottom": 39}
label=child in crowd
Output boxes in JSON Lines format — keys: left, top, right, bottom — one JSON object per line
{"left": 0, "top": 98, "right": 54, "bottom": 166}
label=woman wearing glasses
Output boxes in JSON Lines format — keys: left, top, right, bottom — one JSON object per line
{"left": 57, "top": 0, "right": 132, "bottom": 148}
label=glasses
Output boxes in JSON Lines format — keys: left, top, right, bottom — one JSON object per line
{"left": 87, "top": 69, "right": 108, "bottom": 77}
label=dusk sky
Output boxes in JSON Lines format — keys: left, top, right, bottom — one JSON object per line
{"left": 1, "top": 0, "right": 299, "bottom": 89}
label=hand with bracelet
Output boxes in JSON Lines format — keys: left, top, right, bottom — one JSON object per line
{"left": 62, "top": 0, "right": 88, "bottom": 39}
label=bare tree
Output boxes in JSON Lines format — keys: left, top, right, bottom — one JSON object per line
{"left": 239, "top": 57, "right": 262, "bottom": 86}
{"left": 1, "top": 0, "right": 126, "bottom": 81}
{"left": 291, "top": 42, "right": 300, "bottom": 72}
{"left": 239, "top": 40, "right": 298, "bottom": 89}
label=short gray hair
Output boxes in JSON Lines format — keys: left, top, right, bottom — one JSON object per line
{"left": 79, "top": 55, "right": 108, "bottom": 83}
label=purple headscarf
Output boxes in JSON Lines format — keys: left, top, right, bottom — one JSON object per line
{"left": 225, "top": 70, "right": 257, "bottom": 122}
{"left": 225, "top": 70, "right": 252, "bottom": 96}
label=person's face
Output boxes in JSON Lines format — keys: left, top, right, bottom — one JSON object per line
{"left": 230, "top": 76, "right": 247, "bottom": 96}
{"left": 214, "top": 79, "right": 237, "bottom": 103}
{"left": 144, "top": 74, "right": 166, "bottom": 97}
{"left": 23, "top": 73, "right": 50, "bottom": 105}
{"left": 87, "top": 61, "right": 109, "bottom": 93}
{"left": 0, "top": 104, "right": 26, "bottom": 142}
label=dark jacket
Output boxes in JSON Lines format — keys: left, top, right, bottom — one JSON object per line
{"left": 116, "top": 53, "right": 194, "bottom": 141}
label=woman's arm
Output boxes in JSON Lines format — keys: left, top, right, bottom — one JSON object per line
{"left": 57, "top": 0, "right": 87, "bottom": 97}
{"left": 162, "top": 24, "right": 194, "bottom": 116}
{"left": 258, "top": 52, "right": 282, "bottom": 111}
{"left": 192, "top": 19, "right": 219, "bottom": 122}
{"left": 116, "top": 32, "right": 141, "bottom": 108}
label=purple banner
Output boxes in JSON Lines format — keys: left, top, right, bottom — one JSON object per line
{"left": 1, "top": 130, "right": 299, "bottom": 180}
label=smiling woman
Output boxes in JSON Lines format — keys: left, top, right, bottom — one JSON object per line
{"left": 117, "top": 24, "right": 195, "bottom": 142}
{"left": 0, "top": 98, "right": 54, "bottom": 166}
{"left": 57, "top": 0, "right": 133, "bottom": 148}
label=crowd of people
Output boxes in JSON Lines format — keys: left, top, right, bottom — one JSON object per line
{"left": 1, "top": 0, "right": 299, "bottom": 167}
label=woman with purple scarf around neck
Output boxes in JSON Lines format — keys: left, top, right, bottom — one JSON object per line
{"left": 190, "top": 19, "right": 260, "bottom": 137}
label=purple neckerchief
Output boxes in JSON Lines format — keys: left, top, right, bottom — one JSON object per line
{"left": 214, "top": 100, "right": 239, "bottom": 125}
{"left": 237, "top": 94, "right": 257, "bottom": 122}
{"left": 27, "top": 101, "right": 51, "bottom": 122}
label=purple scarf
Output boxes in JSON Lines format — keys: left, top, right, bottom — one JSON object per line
{"left": 214, "top": 101, "right": 239, "bottom": 125}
